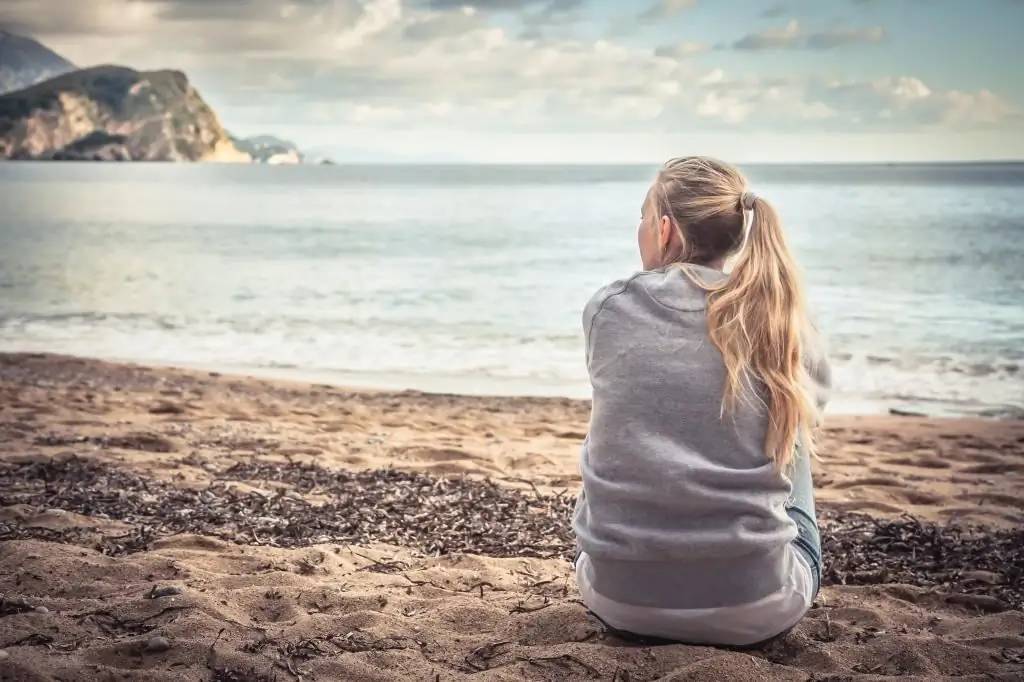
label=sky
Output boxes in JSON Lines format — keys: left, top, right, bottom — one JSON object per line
{"left": 1, "top": 0, "right": 1023, "bottom": 163}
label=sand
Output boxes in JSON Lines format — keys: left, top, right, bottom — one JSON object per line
{"left": 0, "top": 352, "right": 1022, "bottom": 681}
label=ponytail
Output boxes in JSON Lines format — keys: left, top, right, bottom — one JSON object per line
{"left": 693, "top": 194, "right": 818, "bottom": 469}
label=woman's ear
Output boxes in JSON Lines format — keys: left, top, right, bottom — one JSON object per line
{"left": 659, "top": 215, "right": 673, "bottom": 249}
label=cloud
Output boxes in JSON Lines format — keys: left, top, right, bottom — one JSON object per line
{"left": 805, "top": 26, "right": 885, "bottom": 48}
{"left": 517, "top": 0, "right": 586, "bottom": 40}
{"left": 638, "top": 0, "right": 698, "bottom": 22}
{"left": 0, "top": 0, "right": 162, "bottom": 36}
{"left": 732, "top": 19, "right": 801, "bottom": 50}
{"left": 653, "top": 42, "right": 708, "bottom": 59}
{"left": 404, "top": 6, "right": 484, "bottom": 41}
{"left": 812, "top": 76, "right": 1019, "bottom": 128}
{"left": 0, "top": 0, "right": 1017, "bottom": 144}
{"left": 426, "top": 0, "right": 581, "bottom": 11}
{"left": 731, "top": 20, "right": 886, "bottom": 50}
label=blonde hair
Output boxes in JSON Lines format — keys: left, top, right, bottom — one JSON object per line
{"left": 648, "top": 156, "right": 819, "bottom": 469}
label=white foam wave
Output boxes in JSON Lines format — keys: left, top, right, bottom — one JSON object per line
{"left": 1, "top": 314, "right": 1021, "bottom": 418}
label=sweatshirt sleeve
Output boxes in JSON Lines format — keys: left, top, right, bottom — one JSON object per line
{"left": 581, "top": 277, "right": 633, "bottom": 372}
{"left": 582, "top": 290, "right": 604, "bottom": 371}
{"left": 803, "top": 330, "right": 833, "bottom": 420}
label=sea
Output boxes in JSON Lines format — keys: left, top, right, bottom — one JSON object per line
{"left": 0, "top": 162, "right": 1021, "bottom": 419}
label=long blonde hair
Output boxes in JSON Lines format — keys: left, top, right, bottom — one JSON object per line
{"left": 648, "top": 156, "right": 819, "bottom": 468}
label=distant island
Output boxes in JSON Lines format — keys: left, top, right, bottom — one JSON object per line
{"left": 230, "top": 134, "right": 304, "bottom": 165}
{"left": 0, "top": 31, "right": 327, "bottom": 164}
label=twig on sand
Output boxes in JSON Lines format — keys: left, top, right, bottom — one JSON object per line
{"left": 463, "top": 640, "right": 515, "bottom": 672}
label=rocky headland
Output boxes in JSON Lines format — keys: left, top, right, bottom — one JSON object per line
{"left": 0, "top": 65, "right": 250, "bottom": 162}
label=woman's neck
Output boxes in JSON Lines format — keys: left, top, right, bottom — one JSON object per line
{"left": 678, "top": 258, "right": 727, "bottom": 272}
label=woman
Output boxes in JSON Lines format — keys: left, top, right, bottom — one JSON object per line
{"left": 572, "top": 156, "right": 831, "bottom": 648}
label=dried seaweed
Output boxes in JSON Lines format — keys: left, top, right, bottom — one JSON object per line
{"left": 1, "top": 456, "right": 1022, "bottom": 610}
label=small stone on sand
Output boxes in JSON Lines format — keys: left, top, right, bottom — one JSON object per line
{"left": 144, "top": 636, "right": 171, "bottom": 653}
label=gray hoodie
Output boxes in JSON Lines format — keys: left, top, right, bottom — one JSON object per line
{"left": 572, "top": 264, "right": 831, "bottom": 609}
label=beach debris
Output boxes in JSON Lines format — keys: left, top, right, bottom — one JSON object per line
{"left": 148, "top": 586, "right": 184, "bottom": 599}
{"left": 144, "top": 636, "right": 172, "bottom": 653}
{"left": 32, "top": 432, "right": 177, "bottom": 453}
{"left": 889, "top": 408, "right": 928, "bottom": 417}
{"left": 149, "top": 401, "right": 185, "bottom": 415}
{"left": 0, "top": 596, "right": 36, "bottom": 617}
{"left": 0, "top": 457, "right": 1022, "bottom": 610}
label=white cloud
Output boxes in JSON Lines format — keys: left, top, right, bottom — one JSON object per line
{"left": 638, "top": 0, "right": 699, "bottom": 21}
{"left": 0, "top": 0, "right": 1018, "bottom": 146}
{"left": 805, "top": 75, "right": 1020, "bottom": 130}
{"left": 731, "top": 19, "right": 886, "bottom": 50}
{"left": 941, "top": 90, "right": 1014, "bottom": 126}
{"left": 653, "top": 41, "right": 708, "bottom": 59}
{"left": 806, "top": 25, "right": 885, "bottom": 49}
{"left": 333, "top": 0, "right": 402, "bottom": 49}
{"left": 733, "top": 19, "right": 802, "bottom": 50}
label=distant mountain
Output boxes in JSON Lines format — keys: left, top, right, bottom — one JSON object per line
{"left": 0, "top": 30, "right": 76, "bottom": 95}
{"left": 0, "top": 65, "right": 251, "bottom": 162}
{"left": 230, "top": 133, "right": 304, "bottom": 164}
{"left": 230, "top": 134, "right": 340, "bottom": 164}
{"left": 0, "top": 32, "right": 329, "bottom": 164}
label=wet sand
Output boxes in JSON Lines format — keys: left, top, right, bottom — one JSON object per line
{"left": 1, "top": 353, "right": 1022, "bottom": 681}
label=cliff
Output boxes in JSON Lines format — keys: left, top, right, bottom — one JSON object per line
{"left": 0, "top": 30, "right": 76, "bottom": 95}
{"left": 0, "top": 65, "right": 251, "bottom": 162}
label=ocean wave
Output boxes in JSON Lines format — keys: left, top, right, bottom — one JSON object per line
{"left": 0, "top": 312, "right": 182, "bottom": 330}
{"left": 1, "top": 313, "right": 1021, "bottom": 419}
{"left": 855, "top": 353, "right": 1020, "bottom": 377}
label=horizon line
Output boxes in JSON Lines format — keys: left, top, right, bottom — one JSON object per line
{"left": 296, "top": 159, "right": 1024, "bottom": 166}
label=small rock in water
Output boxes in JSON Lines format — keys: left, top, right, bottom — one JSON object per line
{"left": 149, "top": 586, "right": 183, "bottom": 599}
{"left": 144, "top": 636, "right": 172, "bottom": 653}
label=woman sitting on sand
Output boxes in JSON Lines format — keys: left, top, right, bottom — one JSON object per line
{"left": 572, "top": 156, "right": 831, "bottom": 648}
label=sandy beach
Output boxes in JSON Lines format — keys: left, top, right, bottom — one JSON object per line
{"left": 1, "top": 352, "right": 1022, "bottom": 681}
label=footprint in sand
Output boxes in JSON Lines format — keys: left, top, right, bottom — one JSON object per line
{"left": 396, "top": 446, "right": 486, "bottom": 464}
{"left": 830, "top": 476, "right": 904, "bottom": 490}
{"left": 962, "top": 493, "right": 1024, "bottom": 510}
{"left": 499, "top": 452, "right": 558, "bottom": 472}
{"left": 901, "top": 490, "right": 944, "bottom": 506}
{"left": 887, "top": 455, "right": 952, "bottom": 470}
{"left": 961, "top": 462, "right": 1024, "bottom": 475}
{"left": 826, "top": 500, "right": 907, "bottom": 515}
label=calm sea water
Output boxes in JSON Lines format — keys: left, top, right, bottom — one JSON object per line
{"left": 0, "top": 162, "right": 1021, "bottom": 418}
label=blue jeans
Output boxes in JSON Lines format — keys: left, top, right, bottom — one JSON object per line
{"left": 785, "top": 448, "right": 822, "bottom": 600}
{"left": 573, "top": 450, "right": 822, "bottom": 648}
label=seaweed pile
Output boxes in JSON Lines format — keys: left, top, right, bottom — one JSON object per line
{"left": 1, "top": 456, "right": 1021, "bottom": 610}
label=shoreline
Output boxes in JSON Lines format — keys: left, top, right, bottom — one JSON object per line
{"left": 1, "top": 351, "right": 1023, "bottom": 680}
{"left": 2, "top": 349, "right": 1017, "bottom": 421}
{"left": 2, "top": 351, "right": 1023, "bottom": 525}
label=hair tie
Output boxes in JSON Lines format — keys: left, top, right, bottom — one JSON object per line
{"left": 736, "top": 191, "right": 757, "bottom": 253}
